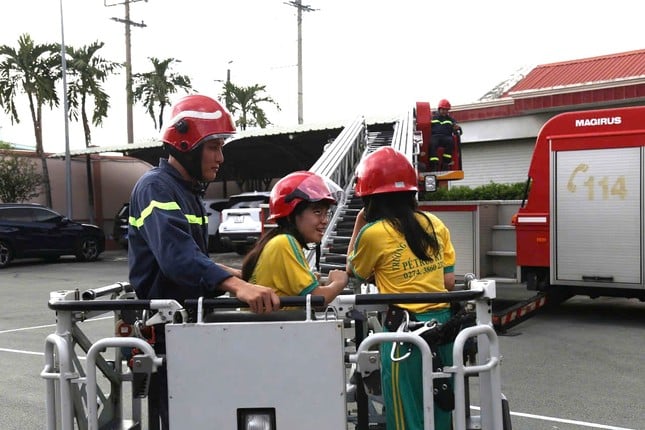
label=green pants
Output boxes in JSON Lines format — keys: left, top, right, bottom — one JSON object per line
{"left": 380, "top": 308, "right": 453, "bottom": 430}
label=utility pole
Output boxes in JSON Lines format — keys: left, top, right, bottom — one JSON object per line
{"left": 285, "top": 1, "right": 317, "bottom": 125}
{"left": 214, "top": 60, "right": 233, "bottom": 111}
{"left": 225, "top": 60, "right": 233, "bottom": 111}
{"left": 106, "top": 0, "right": 146, "bottom": 144}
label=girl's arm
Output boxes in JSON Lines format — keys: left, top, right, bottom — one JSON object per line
{"left": 346, "top": 208, "right": 367, "bottom": 271}
{"left": 311, "top": 269, "right": 349, "bottom": 305}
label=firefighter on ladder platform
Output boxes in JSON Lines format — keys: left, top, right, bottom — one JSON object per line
{"left": 429, "top": 99, "right": 462, "bottom": 171}
{"left": 127, "top": 94, "right": 280, "bottom": 429}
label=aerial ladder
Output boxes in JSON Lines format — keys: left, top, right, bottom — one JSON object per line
{"left": 42, "top": 113, "right": 512, "bottom": 429}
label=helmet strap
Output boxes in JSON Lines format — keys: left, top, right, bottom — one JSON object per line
{"left": 165, "top": 143, "right": 205, "bottom": 182}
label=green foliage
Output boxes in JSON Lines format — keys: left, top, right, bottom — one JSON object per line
{"left": 0, "top": 33, "right": 60, "bottom": 141}
{"left": 0, "top": 154, "right": 43, "bottom": 202}
{"left": 420, "top": 181, "right": 527, "bottom": 201}
{"left": 65, "top": 41, "right": 121, "bottom": 147}
{"left": 133, "top": 57, "right": 192, "bottom": 131}
{"left": 221, "top": 81, "right": 280, "bottom": 130}
{"left": 0, "top": 33, "right": 61, "bottom": 207}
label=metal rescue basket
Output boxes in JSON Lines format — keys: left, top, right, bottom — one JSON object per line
{"left": 43, "top": 278, "right": 511, "bottom": 430}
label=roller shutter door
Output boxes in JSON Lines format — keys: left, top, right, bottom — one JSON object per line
{"left": 459, "top": 139, "right": 533, "bottom": 188}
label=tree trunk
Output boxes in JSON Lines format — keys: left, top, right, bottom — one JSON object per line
{"left": 40, "top": 155, "right": 52, "bottom": 208}
{"left": 81, "top": 99, "right": 96, "bottom": 223}
{"left": 85, "top": 155, "right": 95, "bottom": 224}
{"left": 32, "top": 102, "right": 52, "bottom": 207}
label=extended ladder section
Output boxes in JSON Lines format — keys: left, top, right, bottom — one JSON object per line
{"left": 391, "top": 107, "right": 417, "bottom": 160}
{"left": 308, "top": 112, "right": 417, "bottom": 277}
{"left": 315, "top": 129, "right": 395, "bottom": 275}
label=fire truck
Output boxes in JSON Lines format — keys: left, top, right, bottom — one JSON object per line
{"left": 513, "top": 105, "right": 645, "bottom": 301}
{"left": 412, "top": 104, "right": 645, "bottom": 330}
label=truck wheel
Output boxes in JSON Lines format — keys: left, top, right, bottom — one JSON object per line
{"left": 76, "top": 237, "right": 101, "bottom": 262}
{"left": 0, "top": 240, "right": 13, "bottom": 268}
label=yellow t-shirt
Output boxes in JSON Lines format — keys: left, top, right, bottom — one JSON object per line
{"left": 249, "top": 234, "right": 319, "bottom": 297}
{"left": 348, "top": 212, "right": 455, "bottom": 313}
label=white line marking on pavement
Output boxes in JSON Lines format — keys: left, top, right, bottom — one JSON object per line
{"left": 0, "top": 347, "right": 87, "bottom": 360}
{"left": 0, "top": 316, "right": 112, "bottom": 335}
{"left": 0, "top": 348, "right": 44, "bottom": 356}
{"left": 472, "top": 406, "right": 635, "bottom": 429}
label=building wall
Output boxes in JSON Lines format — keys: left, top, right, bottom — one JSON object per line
{"left": 48, "top": 156, "right": 153, "bottom": 224}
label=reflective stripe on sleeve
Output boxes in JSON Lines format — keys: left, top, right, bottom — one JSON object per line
{"left": 129, "top": 200, "right": 185, "bottom": 228}
{"left": 185, "top": 214, "right": 207, "bottom": 225}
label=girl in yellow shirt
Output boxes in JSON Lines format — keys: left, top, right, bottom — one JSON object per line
{"left": 347, "top": 147, "right": 456, "bottom": 430}
{"left": 242, "top": 171, "right": 348, "bottom": 306}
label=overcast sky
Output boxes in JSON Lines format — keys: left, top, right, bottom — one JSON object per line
{"left": 1, "top": 0, "right": 644, "bottom": 153}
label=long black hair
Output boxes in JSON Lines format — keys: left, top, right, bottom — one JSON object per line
{"left": 241, "top": 201, "right": 310, "bottom": 281}
{"left": 362, "top": 191, "right": 439, "bottom": 261}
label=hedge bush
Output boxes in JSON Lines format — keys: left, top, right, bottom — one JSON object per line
{"left": 420, "top": 181, "right": 527, "bottom": 201}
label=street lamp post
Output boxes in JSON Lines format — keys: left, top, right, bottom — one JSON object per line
{"left": 59, "top": 0, "right": 72, "bottom": 218}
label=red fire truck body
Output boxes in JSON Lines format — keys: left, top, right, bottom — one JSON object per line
{"left": 514, "top": 105, "right": 645, "bottom": 299}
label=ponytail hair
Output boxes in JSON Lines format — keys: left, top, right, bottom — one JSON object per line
{"left": 362, "top": 191, "right": 439, "bottom": 261}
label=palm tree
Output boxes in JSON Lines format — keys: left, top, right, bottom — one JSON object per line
{"left": 65, "top": 41, "right": 120, "bottom": 223}
{"left": 132, "top": 57, "right": 192, "bottom": 131}
{"left": 221, "top": 81, "right": 280, "bottom": 130}
{"left": 0, "top": 33, "right": 60, "bottom": 207}
{"left": 66, "top": 41, "right": 120, "bottom": 147}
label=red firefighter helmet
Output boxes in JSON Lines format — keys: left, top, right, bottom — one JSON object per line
{"left": 268, "top": 171, "right": 341, "bottom": 222}
{"left": 354, "top": 147, "right": 418, "bottom": 197}
{"left": 438, "top": 99, "right": 451, "bottom": 110}
{"left": 162, "top": 94, "right": 235, "bottom": 153}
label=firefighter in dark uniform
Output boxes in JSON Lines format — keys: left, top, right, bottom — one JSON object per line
{"left": 429, "top": 99, "right": 462, "bottom": 171}
{"left": 128, "top": 94, "right": 280, "bottom": 429}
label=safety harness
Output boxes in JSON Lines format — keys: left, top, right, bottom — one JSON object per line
{"left": 383, "top": 303, "right": 476, "bottom": 410}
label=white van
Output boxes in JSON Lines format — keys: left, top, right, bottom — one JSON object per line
{"left": 218, "top": 192, "right": 271, "bottom": 255}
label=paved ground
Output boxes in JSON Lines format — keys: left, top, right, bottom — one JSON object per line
{"left": 1, "top": 249, "right": 643, "bottom": 429}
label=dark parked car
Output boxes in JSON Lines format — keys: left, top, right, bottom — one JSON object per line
{"left": 0, "top": 203, "right": 105, "bottom": 268}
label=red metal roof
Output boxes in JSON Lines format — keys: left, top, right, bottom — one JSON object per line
{"left": 452, "top": 49, "right": 645, "bottom": 122}
{"left": 506, "top": 49, "right": 645, "bottom": 95}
